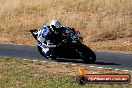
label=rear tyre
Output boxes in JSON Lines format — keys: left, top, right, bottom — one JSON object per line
{"left": 37, "top": 45, "right": 56, "bottom": 60}
{"left": 37, "top": 45, "right": 45, "bottom": 56}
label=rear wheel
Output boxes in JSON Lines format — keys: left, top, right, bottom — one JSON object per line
{"left": 37, "top": 45, "right": 56, "bottom": 60}
{"left": 37, "top": 45, "right": 45, "bottom": 56}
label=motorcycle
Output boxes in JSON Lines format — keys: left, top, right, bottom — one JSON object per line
{"left": 30, "top": 27, "right": 96, "bottom": 63}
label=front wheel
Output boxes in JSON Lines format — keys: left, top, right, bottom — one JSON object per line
{"left": 78, "top": 44, "right": 96, "bottom": 63}
{"left": 82, "top": 50, "right": 96, "bottom": 63}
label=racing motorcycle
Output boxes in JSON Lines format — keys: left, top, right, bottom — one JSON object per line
{"left": 30, "top": 27, "right": 96, "bottom": 63}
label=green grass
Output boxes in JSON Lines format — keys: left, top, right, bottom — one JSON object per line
{"left": 0, "top": 57, "right": 132, "bottom": 88}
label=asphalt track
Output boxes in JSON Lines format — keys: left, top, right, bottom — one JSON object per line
{"left": 0, "top": 44, "right": 132, "bottom": 71}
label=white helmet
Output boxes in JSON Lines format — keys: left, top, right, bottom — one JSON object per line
{"left": 50, "top": 20, "right": 62, "bottom": 28}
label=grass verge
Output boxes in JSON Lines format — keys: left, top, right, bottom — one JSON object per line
{"left": 0, "top": 57, "right": 132, "bottom": 88}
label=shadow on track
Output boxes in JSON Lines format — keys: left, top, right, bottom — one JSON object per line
{"left": 55, "top": 58, "right": 120, "bottom": 65}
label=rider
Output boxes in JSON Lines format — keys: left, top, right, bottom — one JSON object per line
{"left": 37, "top": 20, "right": 83, "bottom": 57}
{"left": 37, "top": 20, "right": 63, "bottom": 57}
{"left": 37, "top": 24, "right": 51, "bottom": 57}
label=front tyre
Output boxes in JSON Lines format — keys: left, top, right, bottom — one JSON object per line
{"left": 82, "top": 50, "right": 96, "bottom": 63}
{"left": 78, "top": 44, "right": 96, "bottom": 63}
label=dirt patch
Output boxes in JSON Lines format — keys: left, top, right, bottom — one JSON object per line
{"left": 85, "top": 37, "right": 132, "bottom": 53}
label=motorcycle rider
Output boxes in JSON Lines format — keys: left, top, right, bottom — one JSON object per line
{"left": 37, "top": 24, "right": 51, "bottom": 57}
{"left": 37, "top": 20, "right": 83, "bottom": 58}
{"left": 37, "top": 20, "right": 64, "bottom": 58}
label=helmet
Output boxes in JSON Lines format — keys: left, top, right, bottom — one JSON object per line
{"left": 50, "top": 20, "right": 62, "bottom": 28}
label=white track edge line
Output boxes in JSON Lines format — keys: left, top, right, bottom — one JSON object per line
{"left": 97, "top": 67, "right": 103, "bottom": 69}
{"left": 23, "top": 59, "right": 28, "bottom": 60}
{"left": 41, "top": 61, "right": 47, "bottom": 63}
{"left": 21, "top": 59, "right": 132, "bottom": 72}
{"left": 89, "top": 66, "right": 95, "bottom": 67}
{"left": 31, "top": 60, "right": 38, "bottom": 62}
{"left": 122, "top": 70, "right": 129, "bottom": 72}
